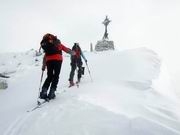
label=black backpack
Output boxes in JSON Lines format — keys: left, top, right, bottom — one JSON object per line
{"left": 81, "top": 67, "right": 85, "bottom": 75}
{"left": 40, "top": 34, "right": 61, "bottom": 55}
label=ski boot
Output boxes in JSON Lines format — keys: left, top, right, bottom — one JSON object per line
{"left": 40, "top": 88, "right": 48, "bottom": 100}
{"left": 48, "top": 88, "right": 56, "bottom": 100}
{"left": 69, "top": 81, "right": 75, "bottom": 87}
{"left": 76, "top": 78, "right": 81, "bottom": 84}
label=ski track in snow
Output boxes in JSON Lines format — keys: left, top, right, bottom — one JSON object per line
{"left": 1, "top": 48, "right": 180, "bottom": 135}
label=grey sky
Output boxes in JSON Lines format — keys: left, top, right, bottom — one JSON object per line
{"left": 0, "top": 0, "right": 179, "bottom": 52}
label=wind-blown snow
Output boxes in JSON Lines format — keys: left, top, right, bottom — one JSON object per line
{"left": 0, "top": 48, "right": 180, "bottom": 135}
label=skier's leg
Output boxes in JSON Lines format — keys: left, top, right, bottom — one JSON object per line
{"left": 49, "top": 61, "right": 62, "bottom": 99}
{"left": 41, "top": 61, "right": 53, "bottom": 99}
{"left": 69, "top": 63, "right": 76, "bottom": 86}
{"left": 77, "top": 60, "right": 83, "bottom": 82}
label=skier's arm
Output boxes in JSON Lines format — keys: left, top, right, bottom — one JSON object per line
{"left": 80, "top": 50, "right": 87, "bottom": 62}
{"left": 60, "top": 44, "right": 75, "bottom": 55}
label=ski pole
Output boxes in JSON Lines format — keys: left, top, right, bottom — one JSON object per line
{"left": 37, "top": 71, "right": 44, "bottom": 104}
{"left": 85, "top": 62, "right": 93, "bottom": 82}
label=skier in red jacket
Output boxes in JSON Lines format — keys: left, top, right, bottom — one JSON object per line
{"left": 40, "top": 33, "right": 75, "bottom": 100}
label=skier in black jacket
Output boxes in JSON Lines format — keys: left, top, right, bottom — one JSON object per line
{"left": 69, "top": 43, "right": 87, "bottom": 87}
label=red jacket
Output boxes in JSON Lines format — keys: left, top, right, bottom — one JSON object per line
{"left": 45, "top": 43, "right": 71, "bottom": 62}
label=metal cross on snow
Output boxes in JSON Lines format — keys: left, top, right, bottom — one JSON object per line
{"left": 102, "top": 16, "right": 111, "bottom": 40}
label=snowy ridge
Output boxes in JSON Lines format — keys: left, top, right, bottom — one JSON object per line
{"left": 0, "top": 48, "right": 180, "bottom": 135}
{"left": 90, "top": 47, "right": 161, "bottom": 88}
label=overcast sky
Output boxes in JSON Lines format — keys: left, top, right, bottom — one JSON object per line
{"left": 0, "top": 0, "right": 179, "bottom": 52}
{"left": 1, "top": 0, "right": 180, "bottom": 90}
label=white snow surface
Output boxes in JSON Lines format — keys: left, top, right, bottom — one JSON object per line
{"left": 0, "top": 48, "right": 180, "bottom": 135}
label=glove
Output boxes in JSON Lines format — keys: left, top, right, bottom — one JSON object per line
{"left": 42, "top": 64, "right": 46, "bottom": 71}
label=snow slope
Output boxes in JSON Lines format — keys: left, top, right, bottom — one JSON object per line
{"left": 0, "top": 48, "right": 180, "bottom": 135}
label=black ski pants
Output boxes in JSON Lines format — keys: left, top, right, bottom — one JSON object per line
{"left": 69, "top": 59, "right": 82, "bottom": 82}
{"left": 42, "top": 60, "right": 62, "bottom": 91}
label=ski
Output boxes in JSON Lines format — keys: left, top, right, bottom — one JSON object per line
{"left": 27, "top": 99, "right": 49, "bottom": 112}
